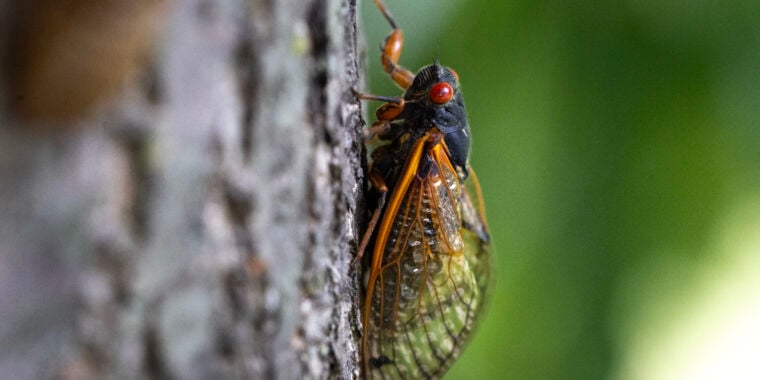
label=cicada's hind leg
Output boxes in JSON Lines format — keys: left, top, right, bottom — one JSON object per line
{"left": 373, "top": 0, "right": 415, "bottom": 89}
{"left": 355, "top": 171, "right": 388, "bottom": 263}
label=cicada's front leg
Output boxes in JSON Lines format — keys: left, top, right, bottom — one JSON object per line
{"left": 373, "top": 0, "right": 415, "bottom": 89}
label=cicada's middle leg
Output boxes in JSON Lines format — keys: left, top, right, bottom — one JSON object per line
{"left": 373, "top": 0, "right": 414, "bottom": 89}
{"left": 354, "top": 91, "right": 405, "bottom": 140}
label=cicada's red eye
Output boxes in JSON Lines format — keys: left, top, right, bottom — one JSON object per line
{"left": 429, "top": 82, "right": 453, "bottom": 104}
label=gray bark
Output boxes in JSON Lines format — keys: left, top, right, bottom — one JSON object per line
{"left": 0, "top": 0, "right": 364, "bottom": 379}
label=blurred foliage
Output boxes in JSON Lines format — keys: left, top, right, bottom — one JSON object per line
{"left": 361, "top": 1, "right": 760, "bottom": 379}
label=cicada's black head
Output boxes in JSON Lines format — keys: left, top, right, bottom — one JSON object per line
{"left": 399, "top": 63, "right": 471, "bottom": 178}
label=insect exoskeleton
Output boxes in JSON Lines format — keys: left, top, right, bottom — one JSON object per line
{"left": 355, "top": 1, "right": 491, "bottom": 379}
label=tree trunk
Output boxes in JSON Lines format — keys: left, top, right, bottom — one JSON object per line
{"left": 0, "top": 0, "right": 364, "bottom": 378}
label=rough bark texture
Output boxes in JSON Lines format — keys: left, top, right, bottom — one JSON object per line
{"left": 0, "top": 0, "right": 364, "bottom": 379}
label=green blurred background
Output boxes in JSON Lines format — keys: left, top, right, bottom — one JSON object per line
{"left": 361, "top": 1, "right": 760, "bottom": 379}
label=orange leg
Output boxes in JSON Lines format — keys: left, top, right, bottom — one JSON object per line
{"left": 373, "top": 0, "right": 415, "bottom": 89}
{"left": 354, "top": 91, "right": 405, "bottom": 122}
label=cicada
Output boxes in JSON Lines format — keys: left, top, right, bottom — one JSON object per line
{"left": 356, "top": 1, "right": 491, "bottom": 379}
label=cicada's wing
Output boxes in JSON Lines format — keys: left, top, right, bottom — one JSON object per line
{"left": 460, "top": 166, "right": 491, "bottom": 302}
{"left": 363, "top": 139, "right": 488, "bottom": 380}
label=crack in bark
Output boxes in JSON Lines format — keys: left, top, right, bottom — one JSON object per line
{"left": 143, "top": 322, "right": 173, "bottom": 380}
{"left": 308, "top": 0, "right": 331, "bottom": 144}
{"left": 120, "top": 128, "right": 154, "bottom": 242}
{"left": 234, "top": 34, "right": 258, "bottom": 162}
